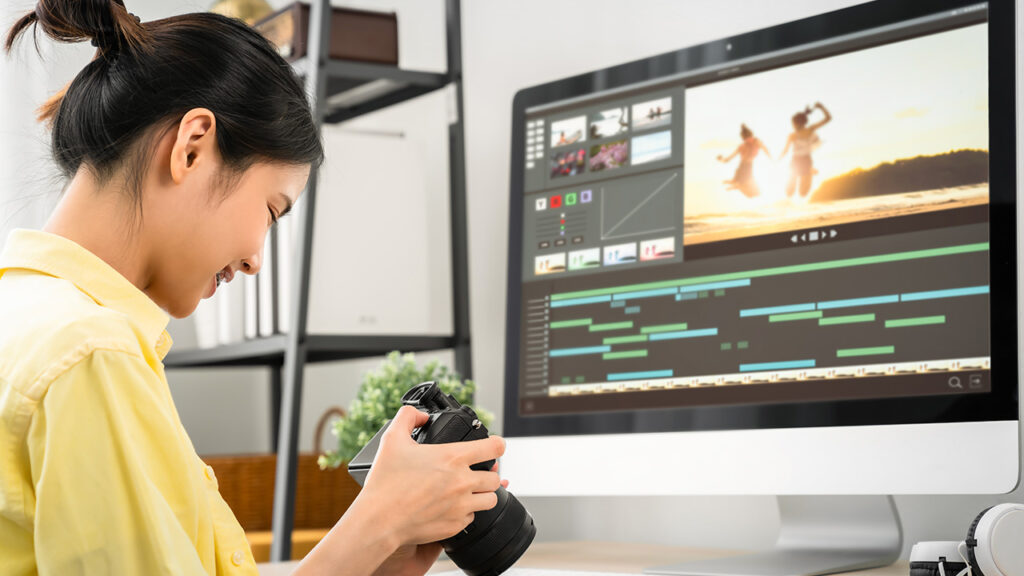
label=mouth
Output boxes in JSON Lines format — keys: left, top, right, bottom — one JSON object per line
{"left": 204, "top": 266, "right": 235, "bottom": 300}
{"left": 216, "top": 266, "right": 235, "bottom": 287}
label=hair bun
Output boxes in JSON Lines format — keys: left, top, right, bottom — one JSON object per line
{"left": 5, "top": 0, "right": 147, "bottom": 56}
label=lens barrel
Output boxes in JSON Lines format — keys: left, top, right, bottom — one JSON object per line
{"left": 442, "top": 486, "right": 536, "bottom": 576}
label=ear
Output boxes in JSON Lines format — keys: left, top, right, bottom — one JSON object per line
{"left": 169, "top": 108, "right": 218, "bottom": 185}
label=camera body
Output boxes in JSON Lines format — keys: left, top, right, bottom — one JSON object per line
{"left": 347, "top": 381, "right": 494, "bottom": 484}
{"left": 347, "top": 381, "right": 536, "bottom": 576}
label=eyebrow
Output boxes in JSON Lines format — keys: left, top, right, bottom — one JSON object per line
{"left": 278, "top": 193, "right": 295, "bottom": 219}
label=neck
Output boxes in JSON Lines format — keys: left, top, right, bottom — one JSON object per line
{"left": 43, "top": 169, "right": 153, "bottom": 293}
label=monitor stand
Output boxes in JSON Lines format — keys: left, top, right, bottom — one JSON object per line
{"left": 645, "top": 495, "right": 903, "bottom": 576}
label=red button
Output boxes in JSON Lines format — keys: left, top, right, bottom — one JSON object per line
{"left": 550, "top": 195, "right": 562, "bottom": 208}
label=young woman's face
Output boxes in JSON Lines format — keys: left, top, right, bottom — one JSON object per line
{"left": 148, "top": 160, "right": 310, "bottom": 318}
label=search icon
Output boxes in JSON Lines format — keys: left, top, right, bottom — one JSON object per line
{"left": 948, "top": 376, "right": 963, "bottom": 389}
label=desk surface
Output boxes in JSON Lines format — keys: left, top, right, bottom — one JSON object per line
{"left": 258, "top": 541, "right": 908, "bottom": 575}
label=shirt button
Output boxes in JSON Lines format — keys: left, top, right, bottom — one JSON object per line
{"left": 231, "top": 550, "right": 244, "bottom": 566}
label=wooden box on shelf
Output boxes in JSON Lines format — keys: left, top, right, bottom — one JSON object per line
{"left": 254, "top": 2, "right": 398, "bottom": 65}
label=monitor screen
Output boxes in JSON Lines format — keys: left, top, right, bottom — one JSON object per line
{"left": 504, "top": 0, "right": 1017, "bottom": 435}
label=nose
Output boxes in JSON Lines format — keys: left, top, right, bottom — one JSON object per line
{"left": 241, "top": 245, "right": 264, "bottom": 276}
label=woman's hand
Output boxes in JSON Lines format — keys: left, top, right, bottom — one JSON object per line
{"left": 361, "top": 405, "right": 506, "bottom": 548}
{"left": 294, "top": 406, "right": 507, "bottom": 576}
{"left": 371, "top": 542, "right": 444, "bottom": 576}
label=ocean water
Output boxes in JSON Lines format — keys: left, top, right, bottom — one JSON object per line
{"left": 683, "top": 184, "right": 988, "bottom": 240}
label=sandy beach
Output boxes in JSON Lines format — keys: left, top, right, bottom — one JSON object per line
{"left": 683, "top": 185, "right": 988, "bottom": 245}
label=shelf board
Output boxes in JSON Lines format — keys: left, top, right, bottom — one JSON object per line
{"left": 291, "top": 57, "right": 449, "bottom": 124}
{"left": 163, "top": 334, "right": 457, "bottom": 368}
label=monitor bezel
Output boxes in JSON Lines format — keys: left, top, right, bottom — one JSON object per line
{"left": 502, "top": 0, "right": 1018, "bottom": 438}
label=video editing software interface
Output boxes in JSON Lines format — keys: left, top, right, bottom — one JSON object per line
{"left": 516, "top": 5, "right": 992, "bottom": 415}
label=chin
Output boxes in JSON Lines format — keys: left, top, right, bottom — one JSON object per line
{"left": 163, "top": 295, "right": 201, "bottom": 319}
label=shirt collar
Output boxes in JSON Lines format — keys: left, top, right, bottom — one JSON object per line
{"left": 0, "top": 229, "right": 173, "bottom": 359}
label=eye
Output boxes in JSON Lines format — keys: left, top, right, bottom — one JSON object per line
{"left": 268, "top": 205, "right": 278, "bottom": 224}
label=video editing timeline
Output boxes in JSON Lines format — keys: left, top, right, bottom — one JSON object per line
{"left": 515, "top": 10, "right": 991, "bottom": 416}
{"left": 520, "top": 226, "right": 992, "bottom": 415}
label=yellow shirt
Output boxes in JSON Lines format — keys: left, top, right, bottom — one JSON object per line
{"left": 0, "top": 229, "right": 257, "bottom": 575}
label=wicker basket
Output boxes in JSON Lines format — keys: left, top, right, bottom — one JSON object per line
{"left": 202, "top": 407, "right": 360, "bottom": 531}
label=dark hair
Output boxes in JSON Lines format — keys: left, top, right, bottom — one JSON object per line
{"left": 792, "top": 106, "right": 812, "bottom": 129}
{"left": 740, "top": 123, "right": 753, "bottom": 139}
{"left": 5, "top": 0, "right": 323, "bottom": 213}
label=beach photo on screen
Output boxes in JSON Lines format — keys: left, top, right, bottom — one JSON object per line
{"left": 632, "top": 131, "right": 672, "bottom": 165}
{"left": 535, "top": 253, "right": 567, "bottom": 276}
{"left": 550, "top": 116, "right": 586, "bottom": 148}
{"left": 603, "top": 242, "right": 638, "bottom": 265}
{"left": 632, "top": 96, "right": 672, "bottom": 131}
{"left": 569, "top": 247, "right": 602, "bottom": 270}
{"left": 681, "top": 24, "right": 989, "bottom": 246}
{"left": 589, "top": 107, "right": 629, "bottom": 139}
{"left": 639, "top": 236, "right": 676, "bottom": 261}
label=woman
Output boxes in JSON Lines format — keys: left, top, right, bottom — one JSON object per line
{"left": 717, "top": 123, "right": 771, "bottom": 198}
{"left": 779, "top": 101, "right": 832, "bottom": 198}
{"left": 0, "top": 1, "right": 506, "bottom": 574}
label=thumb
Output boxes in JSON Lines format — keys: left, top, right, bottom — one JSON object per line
{"left": 388, "top": 405, "right": 429, "bottom": 435}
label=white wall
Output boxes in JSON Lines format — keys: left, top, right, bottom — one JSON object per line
{"left": 3, "top": 0, "right": 1022, "bottom": 559}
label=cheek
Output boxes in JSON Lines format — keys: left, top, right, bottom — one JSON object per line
{"left": 216, "top": 197, "right": 271, "bottom": 259}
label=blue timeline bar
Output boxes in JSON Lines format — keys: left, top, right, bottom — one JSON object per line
{"left": 901, "top": 285, "right": 989, "bottom": 302}
{"left": 607, "top": 370, "right": 674, "bottom": 381}
{"left": 679, "top": 279, "right": 752, "bottom": 293}
{"left": 817, "top": 294, "right": 899, "bottom": 310}
{"left": 551, "top": 295, "right": 612, "bottom": 308}
{"left": 648, "top": 328, "right": 719, "bottom": 341}
{"left": 740, "top": 360, "right": 816, "bottom": 372}
{"left": 550, "top": 346, "right": 611, "bottom": 357}
{"left": 740, "top": 303, "right": 815, "bottom": 317}
{"left": 613, "top": 287, "right": 679, "bottom": 301}
{"left": 741, "top": 285, "right": 990, "bottom": 317}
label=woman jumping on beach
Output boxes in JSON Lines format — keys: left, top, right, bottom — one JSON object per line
{"left": 717, "top": 123, "right": 771, "bottom": 198}
{"left": 780, "top": 101, "right": 831, "bottom": 198}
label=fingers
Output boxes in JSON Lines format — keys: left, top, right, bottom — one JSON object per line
{"left": 469, "top": 470, "right": 502, "bottom": 494}
{"left": 467, "top": 491, "right": 499, "bottom": 513}
{"left": 453, "top": 435, "right": 505, "bottom": 466}
{"left": 386, "top": 405, "right": 429, "bottom": 436}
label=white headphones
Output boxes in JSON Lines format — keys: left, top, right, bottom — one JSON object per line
{"left": 910, "top": 504, "right": 1024, "bottom": 576}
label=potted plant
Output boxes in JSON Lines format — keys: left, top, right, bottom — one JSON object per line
{"left": 319, "top": 351, "right": 493, "bottom": 470}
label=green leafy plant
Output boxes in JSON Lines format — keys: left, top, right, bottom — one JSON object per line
{"left": 319, "top": 351, "right": 493, "bottom": 470}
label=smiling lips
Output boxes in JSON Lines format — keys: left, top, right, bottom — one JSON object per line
{"left": 215, "top": 266, "right": 235, "bottom": 288}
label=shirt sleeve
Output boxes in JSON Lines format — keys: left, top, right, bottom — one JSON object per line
{"left": 27, "top": 347, "right": 210, "bottom": 576}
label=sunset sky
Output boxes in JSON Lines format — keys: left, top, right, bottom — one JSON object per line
{"left": 683, "top": 23, "right": 988, "bottom": 217}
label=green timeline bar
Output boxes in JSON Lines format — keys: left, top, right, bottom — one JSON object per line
{"left": 819, "top": 313, "right": 875, "bottom": 326}
{"left": 603, "top": 350, "right": 648, "bottom": 360}
{"left": 837, "top": 346, "right": 895, "bottom": 358}
{"left": 769, "top": 311, "right": 823, "bottom": 322}
{"left": 641, "top": 323, "right": 689, "bottom": 334}
{"left": 550, "top": 318, "right": 592, "bottom": 329}
{"left": 551, "top": 242, "right": 988, "bottom": 301}
{"left": 603, "top": 334, "right": 648, "bottom": 345}
{"left": 589, "top": 321, "right": 633, "bottom": 332}
{"left": 885, "top": 315, "right": 946, "bottom": 328}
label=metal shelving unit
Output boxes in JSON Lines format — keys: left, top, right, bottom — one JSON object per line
{"left": 163, "top": 0, "right": 471, "bottom": 561}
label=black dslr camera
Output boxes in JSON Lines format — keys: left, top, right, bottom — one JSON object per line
{"left": 348, "top": 382, "right": 536, "bottom": 576}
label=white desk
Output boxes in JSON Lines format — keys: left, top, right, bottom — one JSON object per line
{"left": 258, "top": 541, "right": 908, "bottom": 575}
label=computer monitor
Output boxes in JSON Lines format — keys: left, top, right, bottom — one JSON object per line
{"left": 500, "top": 1, "right": 1018, "bottom": 574}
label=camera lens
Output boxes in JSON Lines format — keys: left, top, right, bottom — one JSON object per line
{"left": 442, "top": 486, "right": 536, "bottom": 576}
